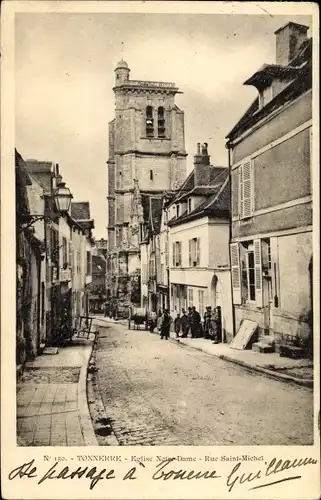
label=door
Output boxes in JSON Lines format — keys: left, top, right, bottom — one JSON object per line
{"left": 262, "top": 239, "right": 273, "bottom": 334}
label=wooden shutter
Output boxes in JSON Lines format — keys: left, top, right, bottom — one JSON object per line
{"left": 196, "top": 238, "right": 200, "bottom": 266}
{"left": 254, "top": 239, "right": 263, "bottom": 307}
{"left": 188, "top": 240, "right": 192, "bottom": 266}
{"left": 230, "top": 242, "right": 241, "bottom": 305}
{"left": 172, "top": 243, "right": 176, "bottom": 267}
{"left": 177, "top": 242, "right": 182, "bottom": 266}
{"left": 242, "top": 159, "right": 252, "bottom": 218}
{"left": 239, "top": 167, "right": 243, "bottom": 220}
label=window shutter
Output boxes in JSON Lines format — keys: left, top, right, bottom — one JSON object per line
{"left": 188, "top": 240, "right": 192, "bottom": 266}
{"left": 239, "top": 166, "right": 243, "bottom": 219}
{"left": 242, "top": 160, "right": 252, "bottom": 218}
{"left": 69, "top": 242, "right": 73, "bottom": 268}
{"left": 196, "top": 238, "right": 200, "bottom": 266}
{"left": 254, "top": 239, "right": 263, "bottom": 307}
{"left": 178, "top": 242, "right": 182, "bottom": 266}
{"left": 172, "top": 243, "right": 176, "bottom": 267}
{"left": 230, "top": 242, "right": 241, "bottom": 305}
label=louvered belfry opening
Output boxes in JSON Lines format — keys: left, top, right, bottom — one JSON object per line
{"left": 146, "top": 106, "right": 154, "bottom": 137}
{"left": 157, "top": 106, "right": 166, "bottom": 138}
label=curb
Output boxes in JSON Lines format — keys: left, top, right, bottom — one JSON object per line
{"left": 170, "top": 338, "right": 313, "bottom": 389}
{"left": 78, "top": 340, "right": 99, "bottom": 446}
{"left": 88, "top": 338, "right": 119, "bottom": 446}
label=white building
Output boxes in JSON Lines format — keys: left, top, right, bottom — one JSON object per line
{"left": 167, "top": 144, "right": 233, "bottom": 341}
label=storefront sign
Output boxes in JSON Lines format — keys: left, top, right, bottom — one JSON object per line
{"left": 60, "top": 268, "right": 71, "bottom": 282}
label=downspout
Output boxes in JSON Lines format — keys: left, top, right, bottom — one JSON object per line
{"left": 227, "top": 143, "right": 237, "bottom": 339}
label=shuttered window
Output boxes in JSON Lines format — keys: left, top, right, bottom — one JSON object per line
{"left": 189, "top": 238, "right": 200, "bottom": 267}
{"left": 230, "top": 242, "right": 241, "bottom": 304}
{"left": 172, "top": 241, "right": 181, "bottom": 267}
{"left": 239, "top": 159, "right": 253, "bottom": 219}
{"left": 254, "top": 239, "right": 263, "bottom": 307}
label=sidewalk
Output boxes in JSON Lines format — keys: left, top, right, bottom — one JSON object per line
{"left": 170, "top": 336, "right": 314, "bottom": 388}
{"left": 17, "top": 334, "right": 97, "bottom": 447}
{"left": 94, "top": 316, "right": 313, "bottom": 388}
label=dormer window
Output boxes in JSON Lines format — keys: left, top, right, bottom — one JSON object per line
{"left": 176, "top": 204, "right": 180, "bottom": 218}
{"left": 259, "top": 85, "right": 273, "bottom": 109}
{"left": 146, "top": 106, "right": 154, "bottom": 137}
{"left": 158, "top": 106, "right": 166, "bottom": 138}
{"left": 188, "top": 197, "right": 194, "bottom": 214}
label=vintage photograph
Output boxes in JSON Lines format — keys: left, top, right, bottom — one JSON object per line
{"left": 14, "top": 9, "right": 315, "bottom": 449}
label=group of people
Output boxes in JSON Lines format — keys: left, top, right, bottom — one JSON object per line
{"left": 149, "top": 305, "right": 220, "bottom": 343}
{"left": 104, "top": 301, "right": 118, "bottom": 320}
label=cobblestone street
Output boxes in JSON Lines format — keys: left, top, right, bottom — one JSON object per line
{"left": 94, "top": 322, "right": 313, "bottom": 446}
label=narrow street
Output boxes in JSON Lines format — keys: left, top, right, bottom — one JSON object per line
{"left": 93, "top": 321, "right": 313, "bottom": 446}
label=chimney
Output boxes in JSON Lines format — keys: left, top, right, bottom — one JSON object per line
{"left": 275, "top": 22, "right": 308, "bottom": 66}
{"left": 194, "top": 142, "right": 211, "bottom": 186}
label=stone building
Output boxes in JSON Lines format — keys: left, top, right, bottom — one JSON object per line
{"left": 226, "top": 22, "right": 313, "bottom": 354}
{"left": 106, "top": 60, "right": 187, "bottom": 307}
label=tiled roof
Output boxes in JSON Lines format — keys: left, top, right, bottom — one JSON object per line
{"left": 174, "top": 167, "right": 228, "bottom": 202}
{"left": 71, "top": 202, "right": 90, "bottom": 220}
{"left": 168, "top": 174, "right": 230, "bottom": 227}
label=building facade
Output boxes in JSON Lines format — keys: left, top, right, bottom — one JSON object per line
{"left": 24, "top": 159, "right": 61, "bottom": 347}
{"left": 226, "top": 22, "right": 313, "bottom": 351}
{"left": 106, "top": 60, "right": 187, "bottom": 307}
{"left": 167, "top": 144, "right": 233, "bottom": 341}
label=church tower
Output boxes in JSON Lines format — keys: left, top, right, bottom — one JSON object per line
{"left": 106, "top": 60, "right": 187, "bottom": 304}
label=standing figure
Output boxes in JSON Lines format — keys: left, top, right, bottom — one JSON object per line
{"left": 157, "top": 309, "right": 162, "bottom": 332}
{"left": 180, "top": 309, "right": 189, "bottom": 338}
{"left": 174, "top": 313, "right": 181, "bottom": 338}
{"left": 203, "top": 306, "right": 212, "bottom": 339}
{"left": 191, "top": 306, "right": 201, "bottom": 338}
{"left": 160, "top": 309, "right": 171, "bottom": 340}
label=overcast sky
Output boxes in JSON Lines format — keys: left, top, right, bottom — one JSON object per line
{"left": 15, "top": 12, "right": 312, "bottom": 238}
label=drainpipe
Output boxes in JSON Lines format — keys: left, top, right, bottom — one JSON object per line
{"left": 227, "top": 143, "right": 237, "bottom": 338}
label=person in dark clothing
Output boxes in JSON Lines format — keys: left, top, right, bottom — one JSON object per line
{"left": 174, "top": 313, "right": 181, "bottom": 338}
{"left": 191, "top": 306, "right": 201, "bottom": 338}
{"left": 160, "top": 309, "right": 171, "bottom": 339}
{"left": 180, "top": 309, "right": 189, "bottom": 337}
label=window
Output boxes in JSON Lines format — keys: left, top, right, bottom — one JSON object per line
{"left": 189, "top": 238, "right": 200, "bottom": 267}
{"left": 188, "top": 288, "right": 194, "bottom": 308}
{"left": 172, "top": 241, "right": 182, "bottom": 267}
{"left": 146, "top": 106, "right": 154, "bottom": 137}
{"left": 247, "top": 249, "right": 256, "bottom": 301}
{"left": 198, "top": 290, "right": 205, "bottom": 317}
{"left": 176, "top": 205, "right": 180, "bottom": 218}
{"left": 230, "top": 240, "right": 262, "bottom": 307}
{"left": 188, "top": 198, "right": 193, "bottom": 214}
{"left": 164, "top": 239, "right": 168, "bottom": 266}
{"left": 239, "top": 159, "right": 253, "bottom": 219}
{"left": 86, "top": 251, "right": 92, "bottom": 275}
{"left": 62, "top": 237, "right": 68, "bottom": 268}
{"left": 161, "top": 264, "right": 165, "bottom": 284}
{"left": 150, "top": 170, "right": 153, "bottom": 181}
{"left": 157, "top": 106, "right": 166, "bottom": 138}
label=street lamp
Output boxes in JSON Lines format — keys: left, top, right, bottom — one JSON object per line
{"left": 18, "top": 181, "right": 73, "bottom": 231}
{"left": 54, "top": 182, "right": 73, "bottom": 213}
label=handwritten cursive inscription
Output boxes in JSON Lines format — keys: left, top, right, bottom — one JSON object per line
{"left": 226, "top": 456, "right": 317, "bottom": 492}
{"left": 152, "top": 458, "right": 221, "bottom": 481}
{"left": 8, "top": 455, "right": 318, "bottom": 492}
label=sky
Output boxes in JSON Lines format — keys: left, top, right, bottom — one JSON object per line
{"left": 15, "top": 12, "right": 312, "bottom": 238}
